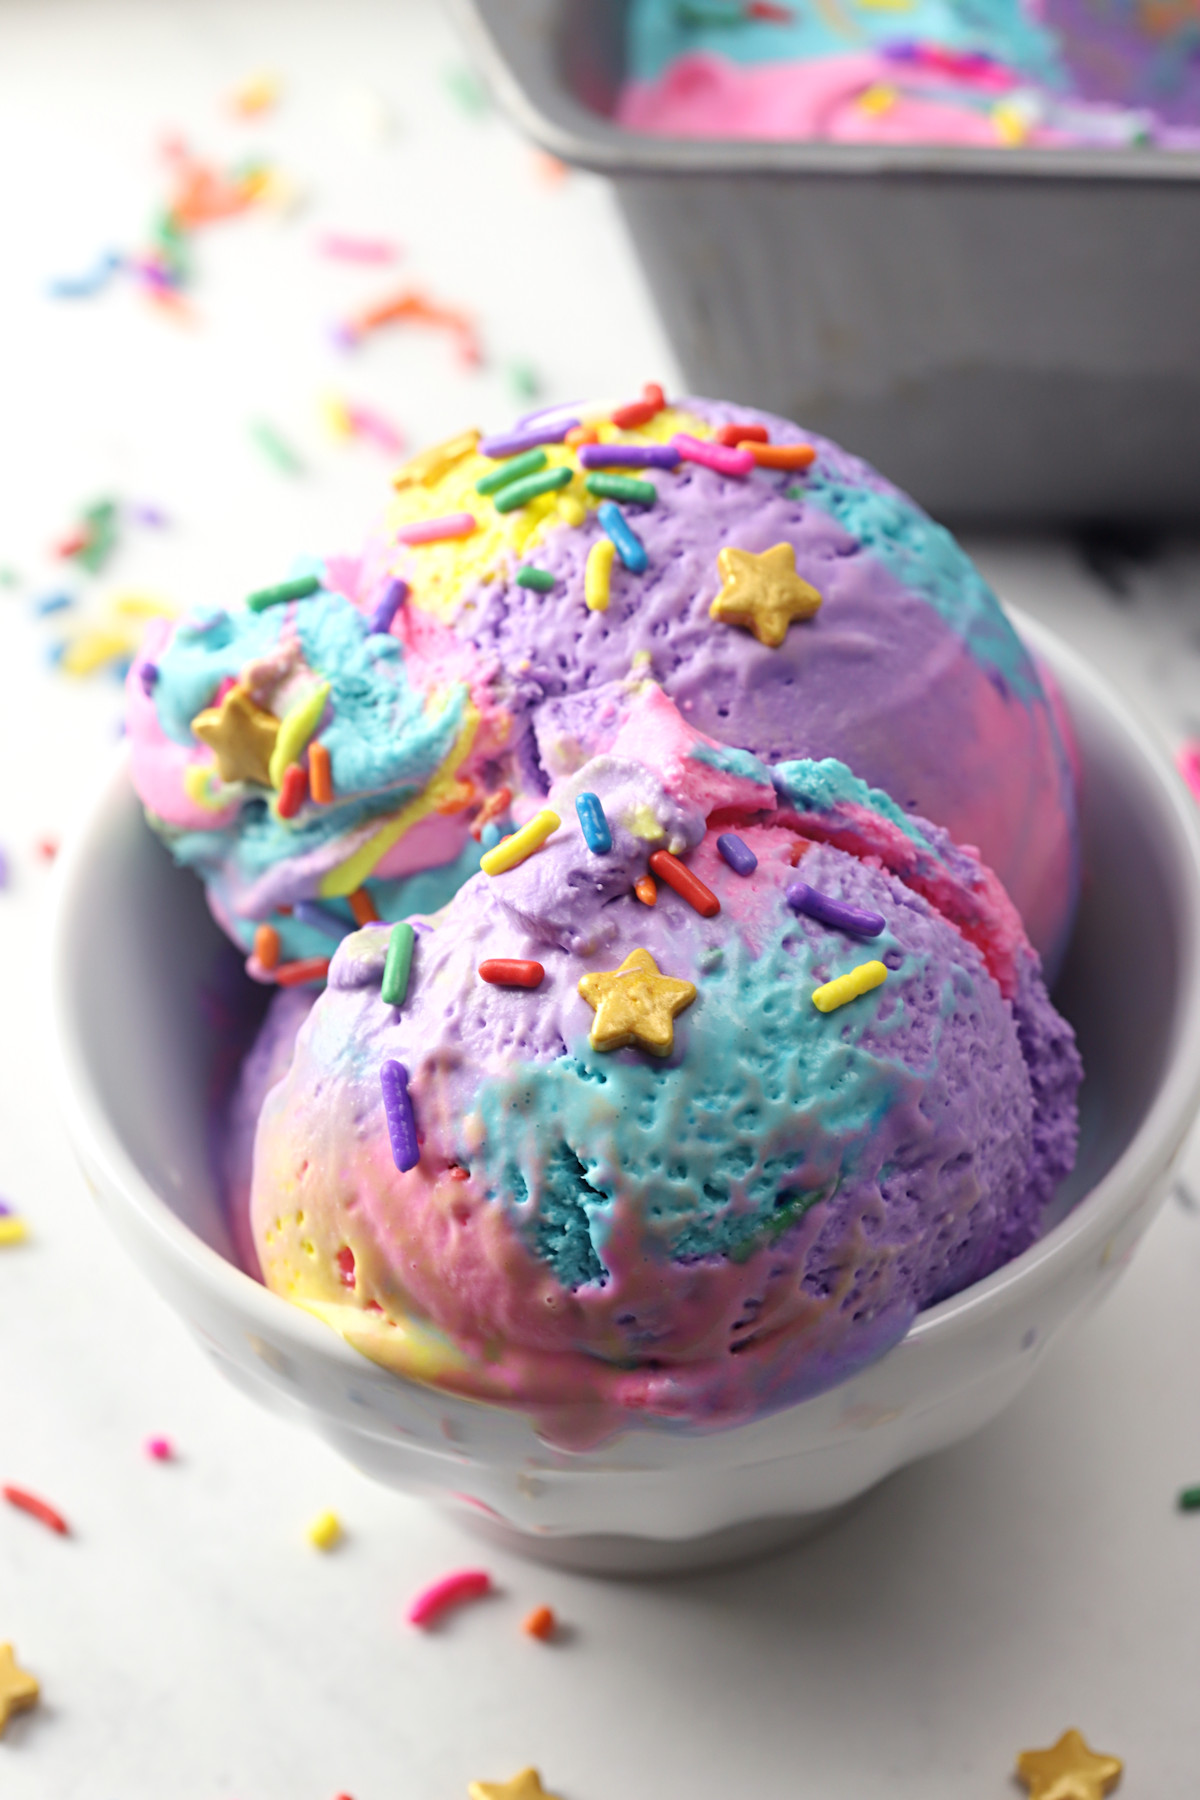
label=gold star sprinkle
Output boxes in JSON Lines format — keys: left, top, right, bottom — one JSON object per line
{"left": 1016, "top": 1728, "right": 1124, "bottom": 1800}
{"left": 469, "top": 1772, "right": 562, "bottom": 1800}
{"left": 0, "top": 1643, "right": 39, "bottom": 1737}
{"left": 190, "top": 682, "right": 280, "bottom": 786}
{"left": 709, "top": 542, "right": 822, "bottom": 648}
{"left": 578, "top": 947, "right": 697, "bottom": 1057}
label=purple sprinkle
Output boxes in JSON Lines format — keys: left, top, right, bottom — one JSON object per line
{"left": 381, "top": 1060, "right": 419, "bottom": 1172}
{"left": 786, "top": 882, "right": 886, "bottom": 939}
{"left": 294, "top": 900, "right": 353, "bottom": 942}
{"left": 133, "top": 503, "right": 169, "bottom": 528}
{"left": 515, "top": 398, "right": 583, "bottom": 428}
{"left": 578, "top": 442, "right": 680, "bottom": 471}
{"left": 368, "top": 577, "right": 409, "bottom": 636}
{"left": 716, "top": 832, "right": 757, "bottom": 876}
{"left": 0, "top": 848, "right": 8, "bottom": 891}
{"left": 478, "top": 420, "right": 579, "bottom": 459}
{"left": 139, "top": 661, "right": 159, "bottom": 696}
{"left": 0, "top": 1198, "right": 11, "bottom": 1216}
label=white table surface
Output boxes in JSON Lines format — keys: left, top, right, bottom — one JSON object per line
{"left": 2, "top": 3, "right": 1200, "bottom": 1795}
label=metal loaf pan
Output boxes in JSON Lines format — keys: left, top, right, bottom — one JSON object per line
{"left": 452, "top": 0, "right": 1200, "bottom": 524}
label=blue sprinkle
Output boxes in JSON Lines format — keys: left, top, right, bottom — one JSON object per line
{"left": 380, "top": 1060, "right": 419, "bottom": 1172}
{"left": 294, "top": 899, "right": 353, "bottom": 942}
{"left": 597, "top": 501, "right": 648, "bottom": 574}
{"left": 575, "top": 790, "right": 612, "bottom": 854}
{"left": 716, "top": 832, "right": 757, "bottom": 876}
{"left": 368, "top": 577, "right": 409, "bottom": 636}
{"left": 34, "top": 592, "right": 74, "bottom": 616}
{"left": 480, "top": 821, "right": 502, "bottom": 851}
{"left": 139, "top": 661, "right": 159, "bottom": 696}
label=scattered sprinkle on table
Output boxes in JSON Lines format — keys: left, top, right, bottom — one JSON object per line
{"left": 515, "top": 566, "right": 556, "bottom": 592}
{"left": 521, "top": 1605, "right": 557, "bottom": 1640}
{"left": 145, "top": 1436, "right": 173, "bottom": 1461}
{"left": 812, "top": 961, "right": 888, "bottom": 1012}
{"left": 318, "top": 231, "right": 399, "bottom": 263}
{"left": 250, "top": 420, "right": 304, "bottom": 475}
{"left": 786, "top": 881, "right": 885, "bottom": 938}
{"left": 380, "top": 1060, "right": 419, "bottom": 1172}
{"left": 716, "top": 832, "right": 757, "bottom": 875}
{"left": 1178, "top": 1484, "right": 1200, "bottom": 1510}
{"left": 648, "top": 849, "right": 720, "bottom": 918}
{"left": 307, "top": 1510, "right": 343, "bottom": 1551}
{"left": 0, "top": 1215, "right": 28, "bottom": 1249}
{"left": 479, "top": 959, "right": 545, "bottom": 988}
{"left": 480, "top": 810, "right": 560, "bottom": 876}
{"left": 575, "top": 790, "right": 612, "bottom": 854}
{"left": 0, "top": 1644, "right": 39, "bottom": 1738}
{"left": 469, "top": 1770, "right": 563, "bottom": 1800}
{"left": 382, "top": 922, "right": 415, "bottom": 1006}
{"left": 407, "top": 1567, "right": 492, "bottom": 1627}
{"left": 3, "top": 1484, "right": 70, "bottom": 1535}
{"left": 585, "top": 538, "right": 614, "bottom": 612}
{"left": 1015, "top": 1728, "right": 1123, "bottom": 1799}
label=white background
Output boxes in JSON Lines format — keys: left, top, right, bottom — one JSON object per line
{"left": 2, "top": 2, "right": 1200, "bottom": 1795}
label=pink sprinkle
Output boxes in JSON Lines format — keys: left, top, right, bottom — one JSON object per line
{"left": 407, "top": 1567, "right": 492, "bottom": 1627}
{"left": 318, "top": 232, "right": 401, "bottom": 264}
{"left": 398, "top": 513, "right": 478, "bottom": 546}
{"left": 672, "top": 434, "right": 755, "bottom": 478}
{"left": 348, "top": 404, "right": 405, "bottom": 455}
{"left": 1178, "top": 741, "right": 1200, "bottom": 803}
{"left": 145, "top": 1436, "right": 173, "bottom": 1461}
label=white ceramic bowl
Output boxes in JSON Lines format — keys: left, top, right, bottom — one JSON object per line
{"left": 51, "top": 615, "right": 1200, "bottom": 1573}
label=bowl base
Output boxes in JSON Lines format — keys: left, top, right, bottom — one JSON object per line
{"left": 448, "top": 1501, "right": 853, "bottom": 1577}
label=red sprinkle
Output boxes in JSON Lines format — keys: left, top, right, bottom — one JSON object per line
{"left": 3, "top": 1484, "right": 70, "bottom": 1535}
{"left": 336, "top": 1246, "right": 356, "bottom": 1288}
{"left": 407, "top": 1567, "right": 492, "bottom": 1627}
{"left": 275, "top": 956, "right": 331, "bottom": 988}
{"left": 717, "top": 422, "right": 769, "bottom": 446}
{"left": 648, "top": 849, "right": 721, "bottom": 918}
{"left": 145, "top": 1436, "right": 173, "bottom": 1461}
{"left": 643, "top": 381, "right": 666, "bottom": 410}
{"left": 348, "top": 887, "right": 379, "bottom": 926}
{"left": 748, "top": 442, "right": 817, "bottom": 471}
{"left": 634, "top": 874, "right": 658, "bottom": 906}
{"left": 308, "top": 740, "right": 333, "bottom": 804}
{"left": 35, "top": 837, "right": 59, "bottom": 862}
{"left": 611, "top": 399, "right": 658, "bottom": 430}
{"left": 254, "top": 923, "right": 281, "bottom": 971}
{"left": 522, "top": 1604, "right": 557, "bottom": 1640}
{"left": 277, "top": 762, "right": 309, "bottom": 819}
{"left": 479, "top": 959, "right": 545, "bottom": 988}
{"left": 747, "top": 1, "right": 794, "bottom": 18}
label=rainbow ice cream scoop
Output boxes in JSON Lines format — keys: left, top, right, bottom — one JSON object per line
{"left": 618, "top": 0, "right": 1200, "bottom": 148}
{"left": 246, "top": 686, "right": 1080, "bottom": 1445}
{"left": 129, "top": 389, "right": 1078, "bottom": 982}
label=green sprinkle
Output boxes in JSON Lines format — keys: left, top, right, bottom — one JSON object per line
{"left": 476, "top": 449, "right": 547, "bottom": 495}
{"left": 443, "top": 64, "right": 491, "bottom": 116}
{"left": 699, "top": 946, "right": 724, "bottom": 973}
{"left": 516, "top": 566, "right": 556, "bottom": 592}
{"left": 73, "top": 499, "right": 119, "bottom": 574}
{"left": 492, "top": 465, "right": 573, "bottom": 514}
{"left": 677, "top": 0, "right": 744, "bottom": 22}
{"left": 382, "top": 921, "right": 415, "bottom": 1008}
{"left": 251, "top": 420, "right": 304, "bottom": 476}
{"left": 508, "top": 360, "right": 540, "bottom": 401}
{"left": 585, "top": 472, "right": 657, "bottom": 507}
{"left": 1178, "top": 1485, "right": 1200, "bottom": 1511}
{"left": 246, "top": 574, "right": 321, "bottom": 612}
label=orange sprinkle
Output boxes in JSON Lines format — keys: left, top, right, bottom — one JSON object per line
{"left": 348, "top": 888, "right": 379, "bottom": 926}
{"left": 308, "top": 740, "right": 333, "bottom": 804}
{"left": 566, "top": 425, "right": 599, "bottom": 448}
{"left": 275, "top": 956, "right": 331, "bottom": 988}
{"left": 748, "top": 442, "right": 817, "bottom": 471}
{"left": 717, "top": 422, "right": 770, "bottom": 447}
{"left": 254, "top": 923, "right": 281, "bottom": 970}
{"left": 634, "top": 875, "right": 657, "bottom": 906}
{"left": 522, "top": 1605, "right": 557, "bottom": 1640}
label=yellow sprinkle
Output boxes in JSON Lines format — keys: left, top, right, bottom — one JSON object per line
{"left": 306, "top": 1510, "right": 342, "bottom": 1551}
{"left": 182, "top": 760, "right": 232, "bottom": 812}
{"left": 392, "top": 428, "right": 481, "bottom": 491}
{"left": 585, "top": 538, "right": 615, "bottom": 612}
{"left": 231, "top": 71, "right": 280, "bottom": 116}
{"left": 480, "top": 809, "right": 560, "bottom": 877}
{"left": 269, "top": 682, "right": 330, "bottom": 790}
{"left": 110, "top": 591, "right": 176, "bottom": 620}
{"left": 320, "top": 395, "right": 355, "bottom": 440}
{"left": 812, "top": 961, "right": 888, "bottom": 1013}
{"left": 993, "top": 102, "right": 1028, "bottom": 144}
{"left": 858, "top": 82, "right": 898, "bottom": 113}
{"left": 59, "top": 627, "right": 134, "bottom": 676}
{"left": 0, "top": 1218, "right": 28, "bottom": 1248}
{"left": 557, "top": 494, "right": 586, "bottom": 527}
